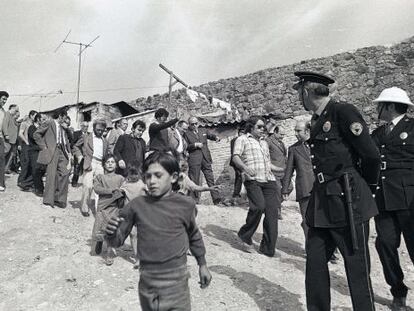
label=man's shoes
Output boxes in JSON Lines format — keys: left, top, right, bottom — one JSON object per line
{"left": 33, "top": 190, "right": 44, "bottom": 198}
{"left": 81, "top": 211, "right": 90, "bottom": 217}
{"left": 391, "top": 296, "right": 407, "bottom": 311}
{"left": 43, "top": 202, "right": 54, "bottom": 208}
{"left": 258, "top": 248, "right": 275, "bottom": 258}
{"left": 0, "top": 186, "right": 5, "bottom": 192}
{"left": 54, "top": 201, "right": 67, "bottom": 209}
{"left": 94, "top": 241, "right": 103, "bottom": 255}
{"left": 238, "top": 233, "right": 254, "bottom": 253}
{"left": 18, "top": 184, "right": 32, "bottom": 192}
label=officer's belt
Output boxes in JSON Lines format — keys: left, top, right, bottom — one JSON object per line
{"left": 381, "top": 161, "right": 414, "bottom": 170}
{"left": 315, "top": 167, "right": 355, "bottom": 184}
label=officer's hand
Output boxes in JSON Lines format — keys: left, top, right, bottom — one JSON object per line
{"left": 199, "top": 265, "right": 212, "bottom": 289}
{"left": 282, "top": 194, "right": 289, "bottom": 201}
{"left": 118, "top": 160, "right": 126, "bottom": 169}
{"left": 195, "top": 143, "right": 203, "bottom": 148}
{"left": 105, "top": 217, "right": 125, "bottom": 235}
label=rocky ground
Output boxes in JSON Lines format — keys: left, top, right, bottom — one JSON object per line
{"left": 1, "top": 174, "right": 414, "bottom": 311}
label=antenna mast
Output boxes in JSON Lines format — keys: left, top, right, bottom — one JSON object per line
{"left": 55, "top": 30, "right": 100, "bottom": 105}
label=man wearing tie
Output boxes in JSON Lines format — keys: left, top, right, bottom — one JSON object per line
{"left": 184, "top": 116, "right": 221, "bottom": 205}
{"left": 371, "top": 87, "right": 414, "bottom": 311}
{"left": 282, "top": 120, "right": 314, "bottom": 242}
{"left": 34, "top": 109, "right": 71, "bottom": 208}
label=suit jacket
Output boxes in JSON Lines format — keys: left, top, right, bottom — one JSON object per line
{"left": 113, "top": 134, "right": 146, "bottom": 169}
{"left": 2, "top": 111, "right": 18, "bottom": 144}
{"left": 306, "top": 100, "right": 380, "bottom": 228}
{"left": 33, "top": 120, "right": 70, "bottom": 165}
{"left": 73, "top": 133, "right": 108, "bottom": 171}
{"left": 184, "top": 128, "right": 218, "bottom": 166}
{"left": 168, "top": 128, "right": 187, "bottom": 154}
{"left": 371, "top": 115, "right": 414, "bottom": 211}
{"left": 281, "top": 141, "right": 314, "bottom": 201}
{"left": 266, "top": 134, "right": 287, "bottom": 179}
{"left": 106, "top": 128, "right": 123, "bottom": 153}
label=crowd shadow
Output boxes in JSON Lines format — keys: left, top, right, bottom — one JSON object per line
{"left": 210, "top": 265, "right": 304, "bottom": 310}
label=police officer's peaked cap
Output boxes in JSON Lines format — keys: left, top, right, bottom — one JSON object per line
{"left": 293, "top": 71, "right": 335, "bottom": 89}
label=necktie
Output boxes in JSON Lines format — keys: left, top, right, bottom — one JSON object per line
{"left": 385, "top": 122, "right": 394, "bottom": 136}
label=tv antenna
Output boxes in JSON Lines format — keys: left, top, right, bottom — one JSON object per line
{"left": 29, "top": 90, "right": 64, "bottom": 111}
{"left": 55, "top": 30, "right": 100, "bottom": 105}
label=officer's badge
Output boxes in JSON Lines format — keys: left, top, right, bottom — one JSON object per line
{"left": 350, "top": 122, "right": 363, "bottom": 136}
{"left": 400, "top": 132, "right": 408, "bottom": 140}
{"left": 322, "top": 121, "right": 331, "bottom": 132}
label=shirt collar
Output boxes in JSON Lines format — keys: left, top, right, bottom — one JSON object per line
{"left": 391, "top": 114, "right": 405, "bottom": 126}
{"left": 315, "top": 100, "right": 330, "bottom": 116}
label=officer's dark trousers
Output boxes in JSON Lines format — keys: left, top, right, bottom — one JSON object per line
{"left": 238, "top": 180, "right": 279, "bottom": 256}
{"left": 375, "top": 209, "right": 414, "bottom": 298}
{"left": 306, "top": 221, "right": 375, "bottom": 311}
{"left": 71, "top": 157, "right": 83, "bottom": 186}
{"left": 188, "top": 158, "right": 220, "bottom": 203}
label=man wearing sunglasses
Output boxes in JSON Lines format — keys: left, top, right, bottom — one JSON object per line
{"left": 184, "top": 116, "right": 221, "bottom": 205}
{"left": 232, "top": 116, "right": 284, "bottom": 257}
{"left": 293, "top": 71, "right": 380, "bottom": 311}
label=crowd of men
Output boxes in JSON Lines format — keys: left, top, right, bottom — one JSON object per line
{"left": 1, "top": 70, "right": 414, "bottom": 310}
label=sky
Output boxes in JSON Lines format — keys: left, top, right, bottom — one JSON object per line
{"left": 3, "top": 0, "right": 414, "bottom": 116}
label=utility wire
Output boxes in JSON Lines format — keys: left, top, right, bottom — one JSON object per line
{"left": 11, "top": 85, "right": 169, "bottom": 97}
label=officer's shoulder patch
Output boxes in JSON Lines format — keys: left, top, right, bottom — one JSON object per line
{"left": 350, "top": 122, "right": 363, "bottom": 136}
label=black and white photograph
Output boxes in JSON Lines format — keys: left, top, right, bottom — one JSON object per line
{"left": 1, "top": 1, "right": 414, "bottom": 310}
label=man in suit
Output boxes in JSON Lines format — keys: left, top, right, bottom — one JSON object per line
{"left": 106, "top": 118, "right": 128, "bottom": 153}
{"left": 282, "top": 120, "right": 314, "bottom": 241}
{"left": 169, "top": 120, "right": 188, "bottom": 159}
{"left": 371, "top": 87, "right": 414, "bottom": 311}
{"left": 2, "top": 104, "right": 19, "bottom": 174}
{"left": 113, "top": 119, "right": 146, "bottom": 177}
{"left": 293, "top": 71, "right": 380, "bottom": 310}
{"left": 266, "top": 120, "right": 287, "bottom": 220}
{"left": 184, "top": 116, "right": 221, "bottom": 204}
{"left": 74, "top": 119, "right": 107, "bottom": 217}
{"left": 71, "top": 121, "right": 89, "bottom": 187}
{"left": 0, "top": 91, "right": 9, "bottom": 191}
{"left": 33, "top": 109, "right": 71, "bottom": 208}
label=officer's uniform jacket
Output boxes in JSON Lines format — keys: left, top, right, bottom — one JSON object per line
{"left": 307, "top": 100, "right": 381, "bottom": 228}
{"left": 371, "top": 115, "right": 414, "bottom": 212}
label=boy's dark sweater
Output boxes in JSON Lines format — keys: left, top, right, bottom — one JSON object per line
{"left": 106, "top": 192, "right": 206, "bottom": 269}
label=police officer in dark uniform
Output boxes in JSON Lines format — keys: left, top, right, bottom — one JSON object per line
{"left": 371, "top": 87, "right": 414, "bottom": 311}
{"left": 293, "top": 71, "right": 381, "bottom": 311}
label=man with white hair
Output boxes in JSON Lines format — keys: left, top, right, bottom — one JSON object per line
{"left": 371, "top": 87, "right": 414, "bottom": 311}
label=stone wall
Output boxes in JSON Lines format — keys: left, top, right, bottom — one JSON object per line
{"left": 131, "top": 36, "right": 414, "bottom": 126}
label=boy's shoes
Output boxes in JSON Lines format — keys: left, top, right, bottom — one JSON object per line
{"left": 0, "top": 186, "right": 5, "bottom": 192}
{"left": 81, "top": 211, "right": 90, "bottom": 217}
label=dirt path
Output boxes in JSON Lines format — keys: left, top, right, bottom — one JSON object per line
{"left": 0, "top": 174, "right": 413, "bottom": 311}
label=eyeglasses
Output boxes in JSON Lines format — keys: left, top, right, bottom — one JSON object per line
{"left": 256, "top": 125, "right": 265, "bottom": 129}
{"left": 190, "top": 122, "right": 198, "bottom": 125}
